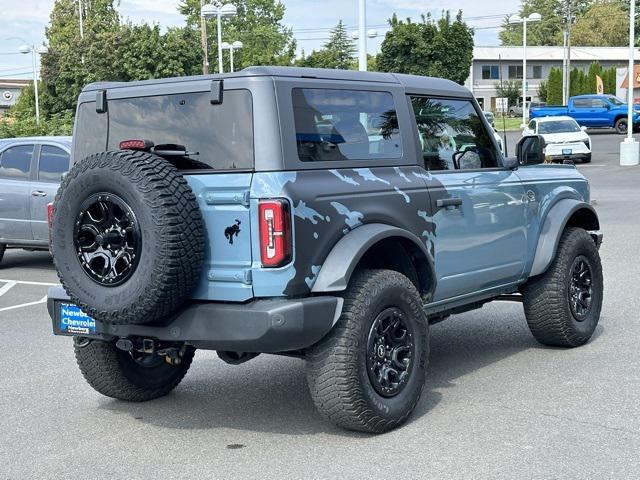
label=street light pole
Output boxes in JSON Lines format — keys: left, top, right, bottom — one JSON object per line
{"left": 201, "top": 0, "right": 209, "bottom": 74}
{"left": 620, "top": 0, "right": 639, "bottom": 166}
{"left": 217, "top": 9, "right": 223, "bottom": 74}
{"left": 358, "top": 0, "right": 366, "bottom": 71}
{"left": 201, "top": 3, "right": 237, "bottom": 74}
{"left": 18, "top": 43, "right": 48, "bottom": 125}
{"left": 509, "top": 13, "right": 541, "bottom": 128}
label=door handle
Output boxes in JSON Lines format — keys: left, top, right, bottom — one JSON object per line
{"left": 31, "top": 190, "right": 47, "bottom": 197}
{"left": 437, "top": 197, "right": 463, "bottom": 209}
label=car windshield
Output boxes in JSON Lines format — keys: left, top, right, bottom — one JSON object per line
{"left": 607, "top": 96, "right": 625, "bottom": 106}
{"left": 538, "top": 120, "right": 581, "bottom": 134}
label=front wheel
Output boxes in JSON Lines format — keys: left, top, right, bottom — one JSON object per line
{"left": 74, "top": 339, "right": 195, "bottom": 401}
{"left": 522, "top": 228, "right": 603, "bottom": 347}
{"left": 615, "top": 118, "right": 628, "bottom": 135}
{"left": 306, "top": 269, "right": 429, "bottom": 433}
{"left": 0, "top": 243, "right": 5, "bottom": 266}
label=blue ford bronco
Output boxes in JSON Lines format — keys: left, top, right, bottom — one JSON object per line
{"left": 48, "top": 67, "right": 603, "bottom": 433}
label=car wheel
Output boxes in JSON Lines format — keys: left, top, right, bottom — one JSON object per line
{"left": 0, "top": 243, "right": 5, "bottom": 266}
{"left": 74, "top": 338, "right": 195, "bottom": 401}
{"left": 522, "top": 227, "right": 603, "bottom": 347}
{"left": 615, "top": 118, "right": 628, "bottom": 135}
{"left": 583, "top": 153, "right": 591, "bottom": 164}
{"left": 306, "top": 269, "right": 429, "bottom": 433}
{"left": 51, "top": 151, "right": 205, "bottom": 325}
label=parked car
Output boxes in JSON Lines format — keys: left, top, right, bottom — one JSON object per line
{"left": 523, "top": 116, "right": 591, "bottom": 163}
{"left": 0, "top": 136, "right": 72, "bottom": 265}
{"left": 47, "top": 67, "right": 603, "bottom": 434}
{"left": 508, "top": 101, "right": 546, "bottom": 118}
{"left": 530, "top": 94, "right": 640, "bottom": 134}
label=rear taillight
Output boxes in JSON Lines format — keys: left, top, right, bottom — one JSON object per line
{"left": 47, "top": 202, "right": 54, "bottom": 229}
{"left": 259, "top": 199, "right": 292, "bottom": 268}
{"left": 119, "top": 139, "right": 153, "bottom": 151}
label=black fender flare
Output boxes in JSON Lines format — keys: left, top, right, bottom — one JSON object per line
{"left": 529, "top": 199, "right": 600, "bottom": 277}
{"left": 311, "top": 223, "right": 436, "bottom": 294}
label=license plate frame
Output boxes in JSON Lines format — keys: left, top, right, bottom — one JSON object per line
{"left": 55, "top": 302, "right": 97, "bottom": 336}
{"left": 562, "top": 148, "right": 573, "bottom": 155}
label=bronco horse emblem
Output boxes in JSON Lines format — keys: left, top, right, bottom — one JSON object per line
{"left": 224, "top": 219, "right": 242, "bottom": 244}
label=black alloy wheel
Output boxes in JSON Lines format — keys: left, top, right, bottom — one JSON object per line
{"left": 366, "top": 307, "right": 415, "bottom": 397}
{"left": 568, "top": 255, "right": 593, "bottom": 321}
{"left": 74, "top": 193, "right": 141, "bottom": 287}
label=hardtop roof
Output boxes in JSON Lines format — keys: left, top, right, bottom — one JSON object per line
{"left": 81, "top": 66, "right": 470, "bottom": 97}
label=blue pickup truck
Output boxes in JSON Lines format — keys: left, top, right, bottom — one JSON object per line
{"left": 530, "top": 94, "right": 640, "bottom": 134}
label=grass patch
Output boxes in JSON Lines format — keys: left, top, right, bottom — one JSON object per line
{"left": 493, "top": 117, "right": 524, "bottom": 131}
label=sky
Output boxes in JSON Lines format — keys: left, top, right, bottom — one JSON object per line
{"left": 0, "top": 0, "right": 521, "bottom": 79}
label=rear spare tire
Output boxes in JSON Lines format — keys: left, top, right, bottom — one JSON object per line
{"left": 51, "top": 151, "right": 205, "bottom": 325}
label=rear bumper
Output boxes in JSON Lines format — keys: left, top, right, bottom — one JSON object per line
{"left": 48, "top": 286, "right": 342, "bottom": 353}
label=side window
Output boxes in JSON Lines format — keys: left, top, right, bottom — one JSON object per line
{"left": 38, "top": 146, "right": 70, "bottom": 182}
{"left": 591, "top": 99, "right": 607, "bottom": 109}
{"left": 410, "top": 96, "right": 500, "bottom": 171}
{"left": 573, "top": 99, "right": 590, "bottom": 108}
{"left": 292, "top": 88, "right": 401, "bottom": 162}
{"left": 0, "top": 145, "right": 33, "bottom": 180}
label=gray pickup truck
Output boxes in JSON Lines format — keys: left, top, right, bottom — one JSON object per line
{"left": 47, "top": 67, "right": 603, "bottom": 433}
{"left": 0, "top": 136, "right": 71, "bottom": 265}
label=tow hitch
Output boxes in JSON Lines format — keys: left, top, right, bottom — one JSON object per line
{"left": 115, "top": 338, "right": 188, "bottom": 365}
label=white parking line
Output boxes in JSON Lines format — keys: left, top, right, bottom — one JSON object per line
{"left": 0, "top": 296, "right": 47, "bottom": 313}
{"left": 0, "top": 281, "right": 17, "bottom": 297}
{"left": 0, "top": 279, "right": 59, "bottom": 287}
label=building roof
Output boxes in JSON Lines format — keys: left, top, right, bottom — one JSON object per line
{"left": 473, "top": 46, "right": 639, "bottom": 62}
{"left": 0, "top": 79, "right": 31, "bottom": 88}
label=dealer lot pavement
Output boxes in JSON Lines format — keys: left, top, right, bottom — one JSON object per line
{"left": 1, "top": 132, "right": 639, "bottom": 479}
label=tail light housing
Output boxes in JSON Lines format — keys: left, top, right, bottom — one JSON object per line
{"left": 47, "top": 202, "right": 54, "bottom": 229}
{"left": 259, "top": 199, "right": 292, "bottom": 268}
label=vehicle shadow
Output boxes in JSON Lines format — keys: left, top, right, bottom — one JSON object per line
{"left": 0, "top": 249, "right": 54, "bottom": 270}
{"left": 99, "top": 301, "right": 603, "bottom": 437}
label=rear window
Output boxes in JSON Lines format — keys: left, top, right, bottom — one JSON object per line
{"left": 292, "top": 88, "right": 401, "bottom": 162}
{"left": 106, "top": 89, "right": 254, "bottom": 170}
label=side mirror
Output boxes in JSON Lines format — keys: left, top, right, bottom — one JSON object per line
{"left": 580, "top": 126, "right": 588, "bottom": 132}
{"left": 516, "top": 135, "right": 546, "bottom": 166}
{"left": 503, "top": 156, "right": 519, "bottom": 170}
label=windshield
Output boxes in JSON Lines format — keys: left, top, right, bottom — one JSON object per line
{"left": 607, "top": 96, "right": 625, "bottom": 106}
{"left": 538, "top": 120, "right": 581, "bottom": 134}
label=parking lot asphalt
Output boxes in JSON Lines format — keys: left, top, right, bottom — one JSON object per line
{"left": 1, "top": 132, "right": 639, "bottom": 479}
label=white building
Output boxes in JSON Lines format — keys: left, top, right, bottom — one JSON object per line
{"left": 465, "top": 46, "right": 639, "bottom": 111}
{"left": 0, "top": 79, "right": 30, "bottom": 116}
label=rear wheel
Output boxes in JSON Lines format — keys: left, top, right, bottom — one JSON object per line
{"left": 306, "top": 269, "right": 429, "bottom": 433}
{"left": 74, "top": 338, "right": 195, "bottom": 401}
{"left": 523, "top": 228, "right": 603, "bottom": 347}
{"left": 615, "top": 118, "right": 628, "bottom": 135}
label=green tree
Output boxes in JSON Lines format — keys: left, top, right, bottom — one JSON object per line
{"left": 41, "top": 0, "right": 124, "bottom": 117}
{"left": 377, "top": 11, "right": 474, "bottom": 85}
{"left": 500, "top": 0, "right": 593, "bottom": 46}
{"left": 537, "top": 80, "right": 548, "bottom": 103}
{"left": 572, "top": 1, "right": 629, "bottom": 47}
{"left": 296, "top": 20, "right": 355, "bottom": 69}
{"left": 495, "top": 80, "right": 522, "bottom": 108}
{"left": 178, "top": 0, "right": 296, "bottom": 71}
{"left": 546, "top": 67, "right": 563, "bottom": 105}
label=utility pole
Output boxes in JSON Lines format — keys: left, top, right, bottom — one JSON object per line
{"left": 561, "top": 1, "right": 575, "bottom": 104}
{"left": 200, "top": 0, "right": 209, "bottom": 74}
{"left": 358, "top": 0, "right": 367, "bottom": 71}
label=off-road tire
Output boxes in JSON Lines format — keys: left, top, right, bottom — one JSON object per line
{"left": 523, "top": 227, "right": 603, "bottom": 347}
{"left": 306, "top": 269, "right": 429, "bottom": 433}
{"left": 74, "top": 339, "right": 195, "bottom": 402}
{"left": 0, "top": 243, "right": 5, "bottom": 266}
{"left": 615, "top": 118, "right": 628, "bottom": 135}
{"left": 51, "top": 151, "right": 205, "bottom": 325}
